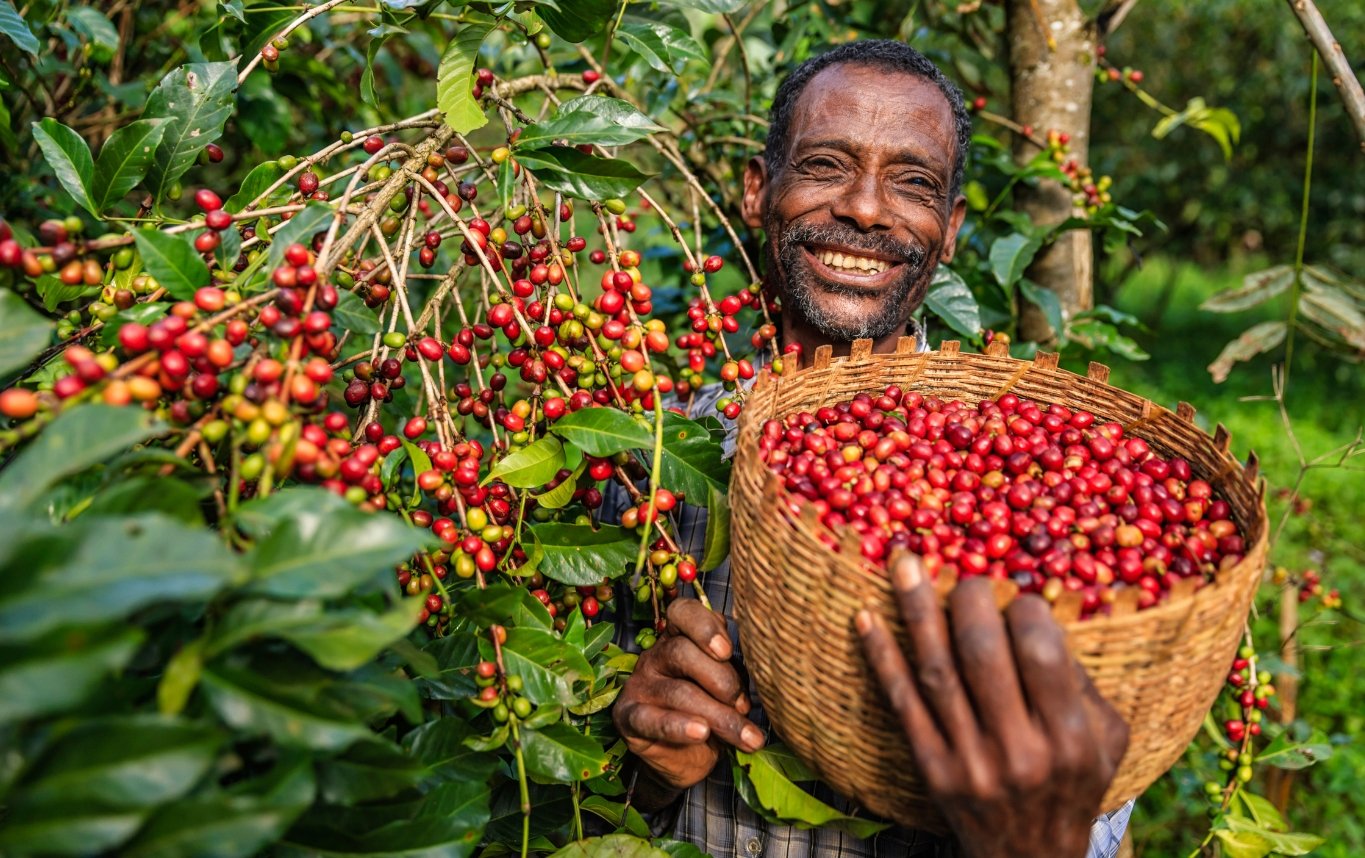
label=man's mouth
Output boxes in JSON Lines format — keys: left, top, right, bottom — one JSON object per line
{"left": 802, "top": 244, "right": 902, "bottom": 286}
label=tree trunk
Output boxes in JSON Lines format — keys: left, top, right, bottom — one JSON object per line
{"left": 1006, "top": 0, "right": 1097, "bottom": 344}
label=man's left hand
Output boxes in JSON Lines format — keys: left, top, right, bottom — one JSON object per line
{"left": 856, "top": 555, "right": 1130, "bottom": 858}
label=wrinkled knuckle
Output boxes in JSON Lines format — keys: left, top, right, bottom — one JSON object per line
{"left": 1004, "top": 740, "right": 1051, "bottom": 792}
{"left": 917, "top": 656, "right": 960, "bottom": 697}
{"left": 964, "top": 759, "right": 1004, "bottom": 804}
{"left": 955, "top": 630, "right": 998, "bottom": 670}
{"left": 1015, "top": 628, "right": 1068, "bottom": 672}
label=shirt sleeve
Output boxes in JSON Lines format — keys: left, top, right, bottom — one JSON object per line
{"left": 1085, "top": 800, "right": 1136, "bottom": 858}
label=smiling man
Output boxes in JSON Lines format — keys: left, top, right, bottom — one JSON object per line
{"left": 612, "top": 40, "right": 1134, "bottom": 858}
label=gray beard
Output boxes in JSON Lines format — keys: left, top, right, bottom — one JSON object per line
{"left": 768, "top": 217, "right": 931, "bottom": 342}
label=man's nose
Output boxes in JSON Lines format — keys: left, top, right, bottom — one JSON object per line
{"left": 830, "top": 170, "right": 889, "bottom": 233}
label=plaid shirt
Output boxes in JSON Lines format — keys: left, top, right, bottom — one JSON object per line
{"left": 609, "top": 320, "right": 1135, "bottom": 857}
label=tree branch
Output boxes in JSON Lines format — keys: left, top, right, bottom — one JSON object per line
{"left": 1284, "top": 0, "right": 1365, "bottom": 151}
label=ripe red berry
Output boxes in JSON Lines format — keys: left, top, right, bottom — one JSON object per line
{"left": 194, "top": 189, "right": 223, "bottom": 212}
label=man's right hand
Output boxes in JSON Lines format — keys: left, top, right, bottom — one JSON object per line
{"left": 613, "top": 599, "right": 766, "bottom": 799}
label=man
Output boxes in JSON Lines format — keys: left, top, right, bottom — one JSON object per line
{"left": 611, "top": 40, "right": 1134, "bottom": 857}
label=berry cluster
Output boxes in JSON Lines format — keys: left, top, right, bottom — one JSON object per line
{"left": 759, "top": 385, "right": 1248, "bottom": 616}
{"left": 1205, "top": 645, "right": 1275, "bottom": 803}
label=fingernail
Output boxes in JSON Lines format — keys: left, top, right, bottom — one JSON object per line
{"left": 708, "top": 634, "right": 729, "bottom": 659}
{"left": 741, "top": 725, "right": 765, "bottom": 751}
{"left": 736, "top": 694, "right": 751, "bottom": 715}
{"left": 893, "top": 555, "right": 923, "bottom": 590}
{"left": 686, "top": 721, "right": 710, "bottom": 741}
{"left": 854, "top": 609, "right": 873, "bottom": 635}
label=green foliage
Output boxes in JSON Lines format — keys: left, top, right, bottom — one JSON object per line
{"left": 0, "top": 2, "right": 1355, "bottom": 856}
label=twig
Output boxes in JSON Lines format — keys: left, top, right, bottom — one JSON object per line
{"left": 1284, "top": 0, "right": 1365, "bottom": 150}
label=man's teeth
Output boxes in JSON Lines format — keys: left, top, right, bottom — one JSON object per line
{"left": 817, "top": 249, "right": 889, "bottom": 274}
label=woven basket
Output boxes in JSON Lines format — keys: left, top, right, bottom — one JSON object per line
{"left": 730, "top": 337, "right": 1268, "bottom": 831}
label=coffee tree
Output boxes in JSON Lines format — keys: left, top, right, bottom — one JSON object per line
{"left": 0, "top": 1, "right": 1288, "bottom": 856}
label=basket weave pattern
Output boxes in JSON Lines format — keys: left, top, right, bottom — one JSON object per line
{"left": 729, "top": 338, "right": 1269, "bottom": 830}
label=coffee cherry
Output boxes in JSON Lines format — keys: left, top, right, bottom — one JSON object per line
{"left": 0, "top": 388, "right": 39, "bottom": 419}
{"left": 194, "top": 189, "right": 223, "bottom": 212}
{"left": 760, "top": 387, "right": 1244, "bottom": 617}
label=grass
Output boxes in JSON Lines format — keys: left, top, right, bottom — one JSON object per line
{"left": 1087, "top": 257, "right": 1364, "bottom": 856}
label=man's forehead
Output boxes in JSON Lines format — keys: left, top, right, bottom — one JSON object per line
{"left": 784, "top": 63, "right": 957, "bottom": 165}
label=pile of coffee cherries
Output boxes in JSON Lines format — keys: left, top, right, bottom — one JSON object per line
{"left": 758, "top": 386, "right": 1249, "bottom": 616}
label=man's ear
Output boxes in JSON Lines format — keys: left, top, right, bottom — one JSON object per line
{"left": 938, "top": 195, "right": 968, "bottom": 264}
{"left": 741, "top": 157, "right": 767, "bottom": 230}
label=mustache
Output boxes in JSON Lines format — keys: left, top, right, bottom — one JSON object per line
{"left": 777, "top": 222, "right": 928, "bottom": 269}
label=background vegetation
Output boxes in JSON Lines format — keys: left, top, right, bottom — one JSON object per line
{"left": 0, "top": 0, "right": 1360, "bottom": 856}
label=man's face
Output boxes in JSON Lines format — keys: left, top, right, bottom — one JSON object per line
{"left": 742, "top": 63, "right": 967, "bottom": 343}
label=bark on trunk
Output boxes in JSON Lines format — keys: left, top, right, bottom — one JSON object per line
{"left": 1006, "top": 0, "right": 1097, "bottom": 344}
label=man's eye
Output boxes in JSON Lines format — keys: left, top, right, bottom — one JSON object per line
{"left": 802, "top": 157, "right": 842, "bottom": 173}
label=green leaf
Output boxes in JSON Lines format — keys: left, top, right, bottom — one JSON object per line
{"left": 1213, "top": 828, "right": 1275, "bottom": 858}
{"left": 514, "top": 146, "right": 652, "bottom": 201}
{"left": 1207, "top": 321, "right": 1287, "bottom": 384}
{"left": 360, "top": 31, "right": 391, "bottom": 109}
{"left": 517, "top": 96, "right": 664, "bottom": 150}
{"left": 923, "top": 265, "right": 981, "bottom": 338}
{"left": 551, "top": 406, "right": 653, "bottom": 456}
{"left": 265, "top": 200, "right": 335, "bottom": 273}
{"left": 0, "top": 800, "right": 148, "bottom": 856}
{"left": 158, "top": 638, "right": 204, "bottom": 716}
{"left": 276, "top": 598, "right": 424, "bottom": 671}
{"left": 32, "top": 117, "right": 96, "bottom": 217}
{"left": 279, "top": 779, "right": 488, "bottom": 857}
{"left": 118, "top": 757, "right": 315, "bottom": 858}
{"left": 548, "top": 834, "right": 668, "bottom": 858}
{"left": 700, "top": 483, "right": 730, "bottom": 571}
{"left": 1019, "top": 278, "right": 1064, "bottom": 338}
{"left": 318, "top": 738, "right": 427, "bottom": 804}
{"left": 436, "top": 20, "right": 494, "bottom": 135}
{"left": 401, "top": 718, "right": 499, "bottom": 785}
{"left": 0, "top": 627, "right": 144, "bottom": 725}
{"left": 0, "top": 0, "right": 39, "bottom": 55}
{"left": 66, "top": 6, "right": 120, "bottom": 54}
{"left": 82, "top": 474, "right": 209, "bottom": 524}
{"left": 532, "top": 458, "right": 585, "bottom": 509}
{"left": 15, "top": 716, "right": 220, "bottom": 806}
{"left": 652, "top": 0, "right": 744, "bottom": 13}
{"left": 734, "top": 746, "right": 891, "bottom": 838}
{"left": 494, "top": 626, "right": 592, "bottom": 706}
{"left": 1222, "top": 816, "right": 1324, "bottom": 856}
{"left": 521, "top": 722, "right": 609, "bottom": 783}
{"left": 989, "top": 232, "right": 1043, "bottom": 288}
{"left": 486, "top": 435, "right": 565, "bottom": 488}
{"left": 91, "top": 120, "right": 169, "bottom": 213}
{"left": 224, "top": 161, "right": 284, "bottom": 213}
{"left": 659, "top": 411, "right": 729, "bottom": 504}
{"left": 242, "top": 487, "right": 427, "bottom": 599}
{"left": 132, "top": 228, "right": 210, "bottom": 300}
{"left": 200, "top": 658, "right": 376, "bottom": 751}
{"left": 0, "top": 514, "right": 242, "bottom": 643}
{"left": 0, "top": 289, "right": 54, "bottom": 378}
{"left": 1152, "top": 97, "right": 1240, "bottom": 160}
{"left": 1256, "top": 730, "right": 1333, "bottom": 770}
{"left": 0, "top": 404, "right": 165, "bottom": 512}
{"left": 1067, "top": 318, "right": 1149, "bottom": 361}
{"left": 616, "top": 19, "right": 707, "bottom": 74}
{"left": 577, "top": 799, "right": 652, "bottom": 840}
{"left": 538, "top": 0, "right": 614, "bottom": 41}
{"left": 530, "top": 522, "right": 636, "bottom": 586}
{"left": 332, "top": 288, "right": 382, "bottom": 335}
{"left": 1238, "top": 792, "right": 1288, "bottom": 833}
{"left": 1201, "top": 266, "right": 1295, "bottom": 313}
{"left": 143, "top": 62, "right": 238, "bottom": 203}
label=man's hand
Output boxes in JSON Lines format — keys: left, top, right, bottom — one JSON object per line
{"left": 856, "top": 555, "right": 1130, "bottom": 858}
{"left": 614, "top": 599, "right": 765, "bottom": 805}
